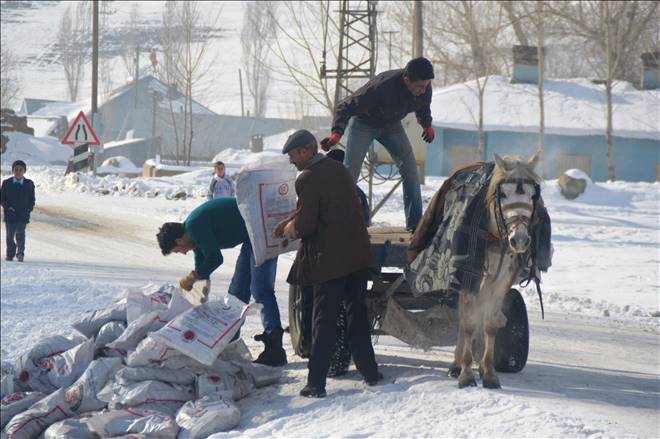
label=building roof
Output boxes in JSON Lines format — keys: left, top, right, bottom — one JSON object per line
{"left": 430, "top": 76, "right": 660, "bottom": 141}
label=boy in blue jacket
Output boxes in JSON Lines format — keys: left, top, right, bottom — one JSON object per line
{"left": 1, "top": 160, "right": 36, "bottom": 262}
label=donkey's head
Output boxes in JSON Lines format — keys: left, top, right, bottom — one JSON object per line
{"left": 488, "top": 151, "right": 542, "bottom": 254}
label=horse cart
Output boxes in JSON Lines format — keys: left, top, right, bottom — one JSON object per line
{"left": 288, "top": 226, "right": 530, "bottom": 374}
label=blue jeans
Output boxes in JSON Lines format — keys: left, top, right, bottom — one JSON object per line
{"left": 228, "top": 242, "right": 282, "bottom": 334}
{"left": 343, "top": 118, "right": 423, "bottom": 229}
{"left": 5, "top": 221, "right": 26, "bottom": 259}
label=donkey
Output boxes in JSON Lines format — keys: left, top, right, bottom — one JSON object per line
{"left": 450, "top": 151, "right": 542, "bottom": 389}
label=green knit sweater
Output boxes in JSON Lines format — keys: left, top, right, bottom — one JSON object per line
{"left": 184, "top": 198, "right": 249, "bottom": 279}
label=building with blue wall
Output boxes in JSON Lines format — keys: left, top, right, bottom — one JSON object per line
{"left": 423, "top": 49, "right": 659, "bottom": 182}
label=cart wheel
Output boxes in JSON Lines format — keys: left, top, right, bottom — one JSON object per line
{"left": 288, "top": 283, "right": 312, "bottom": 358}
{"left": 494, "top": 288, "right": 529, "bottom": 373}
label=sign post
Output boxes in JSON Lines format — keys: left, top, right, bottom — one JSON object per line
{"left": 62, "top": 111, "right": 101, "bottom": 175}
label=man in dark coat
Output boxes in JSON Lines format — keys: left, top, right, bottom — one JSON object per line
{"left": 319, "top": 57, "right": 436, "bottom": 231}
{"left": 1, "top": 160, "right": 36, "bottom": 262}
{"left": 276, "top": 129, "right": 381, "bottom": 398}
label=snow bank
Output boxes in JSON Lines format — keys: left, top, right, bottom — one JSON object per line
{"left": 0, "top": 132, "right": 72, "bottom": 167}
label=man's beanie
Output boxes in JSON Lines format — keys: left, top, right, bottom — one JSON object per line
{"left": 12, "top": 160, "right": 27, "bottom": 171}
{"left": 326, "top": 148, "right": 345, "bottom": 163}
{"left": 282, "top": 129, "right": 317, "bottom": 154}
{"left": 404, "top": 57, "right": 434, "bottom": 81}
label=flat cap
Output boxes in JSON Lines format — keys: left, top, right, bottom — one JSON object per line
{"left": 282, "top": 129, "right": 317, "bottom": 154}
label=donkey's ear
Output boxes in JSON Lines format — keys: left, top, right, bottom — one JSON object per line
{"left": 527, "top": 150, "right": 541, "bottom": 169}
{"left": 494, "top": 152, "right": 507, "bottom": 170}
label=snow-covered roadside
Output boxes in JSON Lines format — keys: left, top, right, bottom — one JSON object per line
{"left": 1, "top": 166, "right": 659, "bottom": 438}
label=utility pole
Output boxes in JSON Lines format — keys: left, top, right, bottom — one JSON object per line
{"left": 134, "top": 45, "right": 140, "bottom": 108}
{"left": 91, "top": 0, "right": 99, "bottom": 175}
{"left": 382, "top": 30, "right": 398, "bottom": 69}
{"left": 91, "top": 0, "right": 98, "bottom": 118}
{"left": 238, "top": 69, "right": 245, "bottom": 117}
{"left": 413, "top": 0, "right": 423, "bottom": 57}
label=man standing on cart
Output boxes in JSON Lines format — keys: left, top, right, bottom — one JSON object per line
{"left": 319, "top": 57, "right": 436, "bottom": 231}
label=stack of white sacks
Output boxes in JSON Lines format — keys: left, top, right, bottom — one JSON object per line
{"left": 0, "top": 283, "right": 282, "bottom": 439}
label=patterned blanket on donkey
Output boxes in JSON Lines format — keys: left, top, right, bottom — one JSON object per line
{"left": 404, "top": 162, "right": 551, "bottom": 296}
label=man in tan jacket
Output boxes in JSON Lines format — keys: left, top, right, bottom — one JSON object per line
{"left": 276, "top": 129, "right": 381, "bottom": 398}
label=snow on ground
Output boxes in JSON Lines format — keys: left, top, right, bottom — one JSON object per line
{"left": 1, "top": 153, "right": 659, "bottom": 437}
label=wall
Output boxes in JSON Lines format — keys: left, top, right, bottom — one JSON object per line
{"left": 426, "top": 126, "right": 660, "bottom": 182}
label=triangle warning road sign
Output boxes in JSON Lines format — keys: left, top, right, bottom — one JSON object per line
{"left": 62, "top": 111, "right": 100, "bottom": 145}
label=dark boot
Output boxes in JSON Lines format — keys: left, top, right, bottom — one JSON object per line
{"left": 254, "top": 328, "right": 288, "bottom": 367}
{"left": 299, "top": 383, "right": 326, "bottom": 398}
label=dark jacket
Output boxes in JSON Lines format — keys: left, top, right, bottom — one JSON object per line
{"left": 287, "top": 156, "right": 372, "bottom": 286}
{"left": 332, "top": 69, "right": 433, "bottom": 135}
{"left": 1, "top": 177, "right": 36, "bottom": 223}
{"left": 184, "top": 197, "right": 250, "bottom": 279}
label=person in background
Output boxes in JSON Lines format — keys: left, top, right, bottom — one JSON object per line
{"left": 276, "top": 129, "right": 381, "bottom": 398}
{"left": 319, "top": 56, "right": 436, "bottom": 231}
{"left": 156, "top": 198, "right": 287, "bottom": 366}
{"left": 1, "top": 160, "right": 36, "bottom": 262}
{"left": 208, "top": 160, "right": 235, "bottom": 200}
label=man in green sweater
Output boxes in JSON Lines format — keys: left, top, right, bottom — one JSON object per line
{"left": 156, "top": 197, "right": 287, "bottom": 366}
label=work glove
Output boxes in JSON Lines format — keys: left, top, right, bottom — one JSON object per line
{"left": 179, "top": 270, "right": 199, "bottom": 292}
{"left": 421, "top": 126, "right": 435, "bottom": 143}
{"left": 320, "top": 132, "right": 342, "bottom": 152}
{"left": 183, "top": 279, "right": 211, "bottom": 305}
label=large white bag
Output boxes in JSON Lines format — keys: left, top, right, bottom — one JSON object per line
{"left": 97, "top": 380, "right": 194, "bottom": 407}
{"left": 72, "top": 303, "right": 127, "bottom": 338}
{"left": 84, "top": 405, "right": 180, "bottom": 438}
{"left": 45, "top": 339, "right": 95, "bottom": 389}
{"left": 235, "top": 153, "right": 300, "bottom": 266}
{"left": 124, "top": 283, "right": 177, "bottom": 324}
{"left": 175, "top": 395, "right": 241, "bottom": 439}
{"left": 94, "top": 321, "right": 126, "bottom": 349}
{"left": 65, "top": 357, "right": 123, "bottom": 414}
{"left": 42, "top": 413, "right": 98, "bottom": 439}
{"left": 151, "top": 295, "right": 255, "bottom": 366}
{"left": 126, "top": 336, "right": 178, "bottom": 367}
{"left": 3, "top": 388, "right": 74, "bottom": 439}
{"left": 115, "top": 366, "right": 196, "bottom": 387}
{"left": 0, "top": 392, "right": 46, "bottom": 429}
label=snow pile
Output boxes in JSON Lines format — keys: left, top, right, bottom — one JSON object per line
{"left": 96, "top": 156, "right": 141, "bottom": 176}
{"left": 0, "top": 283, "right": 282, "bottom": 437}
{"left": 431, "top": 76, "right": 660, "bottom": 140}
{"left": 0, "top": 132, "right": 72, "bottom": 167}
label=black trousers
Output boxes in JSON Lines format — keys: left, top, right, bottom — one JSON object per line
{"left": 5, "top": 221, "right": 27, "bottom": 259}
{"left": 307, "top": 269, "right": 378, "bottom": 388}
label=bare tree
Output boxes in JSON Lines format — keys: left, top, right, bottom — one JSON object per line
{"left": 157, "top": 1, "right": 220, "bottom": 165}
{"left": 121, "top": 3, "right": 141, "bottom": 81}
{"left": 267, "top": 1, "right": 341, "bottom": 116}
{"left": 58, "top": 2, "right": 90, "bottom": 101}
{"left": 424, "top": 1, "right": 506, "bottom": 159}
{"left": 241, "top": 1, "right": 277, "bottom": 118}
{"left": 547, "top": 1, "right": 659, "bottom": 181}
{"left": 1, "top": 46, "right": 21, "bottom": 109}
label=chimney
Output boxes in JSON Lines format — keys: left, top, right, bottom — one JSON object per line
{"left": 640, "top": 51, "right": 659, "bottom": 90}
{"left": 511, "top": 45, "right": 541, "bottom": 84}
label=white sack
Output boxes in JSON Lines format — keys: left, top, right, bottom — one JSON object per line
{"left": 175, "top": 395, "right": 241, "bottom": 439}
{"left": 97, "top": 380, "right": 194, "bottom": 407}
{"left": 107, "top": 290, "right": 192, "bottom": 353}
{"left": 125, "top": 283, "right": 176, "bottom": 324}
{"left": 94, "top": 321, "right": 126, "bottom": 349}
{"left": 45, "top": 339, "right": 95, "bottom": 389}
{"left": 0, "top": 392, "right": 46, "bottom": 429}
{"left": 43, "top": 413, "right": 98, "bottom": 439}
{"left": 72, "top": 303, "right": 127, "bottom": 338}
{"left": 115, "top": 367, "right": 196, "bottom": 386}
{"left": 151, "top": 295, "right": 255, "bottom": 366}
{"left": 84, "top": 405, "right": 179, "bottom": 438}
{"left": 235, "top": 153, "right": 299, "bottom": 266}
{"left": 1, "top": 362, "right": 14, "bottom": 398}
{"left": 13, "top": 335, "right": 83, "bottom": 393}
{"left": 232, "top": 359, "right": 282, "bottom": 388}
{"left": 126, "top": 336, "right": 178, "bottom": 367}
{"left": 195, "top": 371, "right": 254, "bottom": 401}
{"left": 65, "top": 357, "right": 123, "bottom": 413}
{"left": 3, "top": 388, "right": 74, "bottom": 439}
